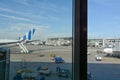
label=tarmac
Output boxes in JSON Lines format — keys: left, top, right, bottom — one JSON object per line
{"left": 88, "top": 47, "right": 120, "bottom": 80}
{"left": 88, "top": 47, "right": 120, "bottom": 64}
{"left": 9, "top": 45, "right": 120, "bottom": 80}
{"left": 9, "top": 44, "right": 72, "bottom": 80}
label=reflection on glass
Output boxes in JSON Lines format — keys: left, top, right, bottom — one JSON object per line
{"left": 0, "top": 52, "right": 6, "bottom": 60}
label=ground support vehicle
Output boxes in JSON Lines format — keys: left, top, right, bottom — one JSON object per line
{"left": 38, "top": 67, "right": 51, "bottom": 76}
{"left": 54, "top": 57, "right": 63, "bottom": 63}
{"left": 56, "top": 67, "right": 71, "bottom": 77}
{"left": 16, "top": 69, "right": 36, "bottom": 80}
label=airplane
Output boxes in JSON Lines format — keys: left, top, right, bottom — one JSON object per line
{"left": 0, "top": 28, "right": 36, "bottom": 53}
{"left": 102, "top": 46, "right": 120, "bottom": 58}
{"left": 103, "top": 47, "right": 113, "bottom": 53}
{"left": 103, "top": 44, "right": 115, "bottom": 53}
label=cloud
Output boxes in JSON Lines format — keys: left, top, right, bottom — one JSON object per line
{"left": 88, "top": 32, "right": 120, "bottom": 39}
{"left": 0, "top": 7, "right": 15, "bottom": 13}
{"left": 5, "top": 23, "right": 49, "bottom": 33}
{"left": 46, "top": 33, "right": 72, "bottom": 38}
{"left": 88, "top": 32, "right": 105, "bottom": 39}
{"left": 0, "top": 22, "right": 72, "bottom": 40}
{"left": 91, "top": 0, "right": 116, "bottom": 6}
{"left": 0, "top": 14, "right": 31, "bottom": 22}
{"left": 0, "top": 23, "right": 51, "bottom": 40}
{"left": 0, "top": 1, "right": 69, "bottom": 23}
{"left": 0, "top": 7, "right": 29, "bottom": 16}
{"left": 0, "top": 7, "right": 43, "bottom": 24}
{"left": 12, "top": 0, "right": 28, "bottom": 5}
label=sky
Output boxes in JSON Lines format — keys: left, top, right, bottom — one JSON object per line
{"left": 88, "top": 0, "right": 120, "bottom": 39}
{"left": 0, "top": 0, "right": 72, "bottom": 40}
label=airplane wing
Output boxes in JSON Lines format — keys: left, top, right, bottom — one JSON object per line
{"left": 0, "top": 40, "right": 21, "bottom": 45}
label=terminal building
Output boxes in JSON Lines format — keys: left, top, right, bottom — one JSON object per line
{"left": 46, "top": 37, "right": 72, "bottom": 46}
{"left": 88, "top": 39, "right": 103, "bottom": 48}
{"left": 46, "top": 37, "right": 120, "bottom": 51}
{"left": 88, "top": 38, "right": 120, "bottom": 48}
{"left": 0, "top": 48, "right": 10, "bottom": 80}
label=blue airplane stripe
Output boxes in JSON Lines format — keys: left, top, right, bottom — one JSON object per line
{"left": 33, "top": 28, "right": 35, "bottom": 35}
{"left": 23, "top": 35, "right": 26, "bottom": 40}
{"left": 28, "top": 30, "right": 31, "bottom": 40}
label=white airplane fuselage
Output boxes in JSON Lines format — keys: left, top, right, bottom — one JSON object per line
{"left": 103, "top": 48, "right": 113, "bottom": 53}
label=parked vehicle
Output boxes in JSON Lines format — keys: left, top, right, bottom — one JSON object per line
{"left": 54, "top": 57, "right": 63, "bottom": 63}
{"left": 95, "top": 55, "right": 102, "bottom": 61}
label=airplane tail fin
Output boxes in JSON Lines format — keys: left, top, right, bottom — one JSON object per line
{"left": 19, "top": 28, "right": 36, "bottom": 41}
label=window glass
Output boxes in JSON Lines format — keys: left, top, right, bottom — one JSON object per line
{"left": 88, "top": 0, "right": 120, "bottom": 80}
{"left": 0, "top": 61, "right": 6, "bottom": 80}
{"left": 0, "top": 0, "right": 72, "bottom": 80}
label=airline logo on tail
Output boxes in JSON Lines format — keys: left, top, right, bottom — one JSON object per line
{"left": 19, "top": 28, "right": 36, "bottom": 41}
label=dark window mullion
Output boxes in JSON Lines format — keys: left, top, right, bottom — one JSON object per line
{"left": 73, "top": 0, "right": 87, "bottom": 80}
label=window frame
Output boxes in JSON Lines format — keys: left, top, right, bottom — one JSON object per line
{"left": 73, "top": 0, "right": 87, "bottom": 80}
